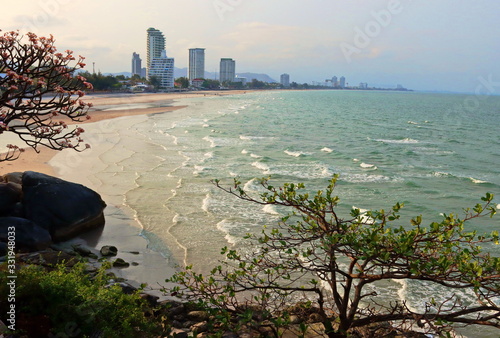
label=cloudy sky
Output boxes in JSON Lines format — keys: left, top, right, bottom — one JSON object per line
{"left": 3, "top": 0, "right": 499, "bottom": 92}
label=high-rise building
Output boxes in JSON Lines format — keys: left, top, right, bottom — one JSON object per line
{"left": 220, "top": 58, "right": 236, "bottom": 83}
{"left": 332, "top": 76, "right": 338, "bottom": 87}
{"left": 189, "top": 48, "right": 205, "bottom": 81}
{"left": 280, "top": 73, "right": 290, "bottom": 87}
{"left": 146, "top": 28, "right": 165, "bottom": 79}
{"left": 132, "top": 52, "right": 142, "bottom": 77}
{"left": 149, "top": 50, "right": 175, "bottom": 89}
{"left": 340, "top": 76, "right": 346, "bottom": 88}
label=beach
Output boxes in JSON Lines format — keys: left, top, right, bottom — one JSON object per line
{"left": 0, "top": 90, "right": 250, "bottom": 294}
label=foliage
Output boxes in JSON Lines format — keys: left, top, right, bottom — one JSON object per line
{"left": 175, "top": 76, "right": 190, "bottom": 89}
{"left": 0, "top": 262, "right": 158, "bottom": 337}
{"left": 148, "top": 75, "right": 161, "bottom": 91}
{"left": 167, "top": 175, "right": 499, "bottom": 337}
{"left": 202, "top": 79, "right": 221, "bottom": 90}
{"left": 78, "top": 71, "right": 121, "bottom": 91}
{"left": 0, "top": 30, "right": 93, "bottom": 161}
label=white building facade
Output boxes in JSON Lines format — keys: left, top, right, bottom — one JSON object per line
{"left": 219, "top": 58, "right": 236, "bottom": 83}
{"left": 189, "top": 48, "right": 205, "bottom": 81}
{"left": 149, "top": 50, "right": 175, "bottom": 90}
{"left": 280, "top": 73, "right": 290, "bottom": 87}
{"left": 146, "top": 28, "right": 165, "bottom": 79}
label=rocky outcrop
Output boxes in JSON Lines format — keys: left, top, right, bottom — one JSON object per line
{"left": 0, "top": 171, "right": 106, "bottom": 254}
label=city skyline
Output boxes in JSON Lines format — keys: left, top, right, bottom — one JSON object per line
{"left": 3, "top": 1, "right": 500, "bottom": 93}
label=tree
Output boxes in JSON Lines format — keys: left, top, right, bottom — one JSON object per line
{"left": 175, "top": 76, "right": 189, "bottom": 89}
{"left": 168, "top": 175, "right": 499, "bottom": 337}
{"left": 202, "top": 79, "right": 220, "bottom": 90}
{"left": 0, "top": 30, "right": 92, "bottom": 161}
{"left": 148, "top": 75, "right": 161, "bottom": 91}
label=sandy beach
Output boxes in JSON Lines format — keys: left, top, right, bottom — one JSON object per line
{"left": 0, "top": 90, "right": 250, "bottom": 295}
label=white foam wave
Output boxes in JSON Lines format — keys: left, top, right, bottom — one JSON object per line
{"left": 202, "top": 194, "right": 210, "bottom": 213}
{"left": 250, "top": 153, "right": 262, "bottom": 158}
{"left": 360, "top": 162, "right": 377, "bottom": 169}
{"left": 469, "top": 177, "right": 488, "bottom": 184}
{"left": 353, "top": 158, "right": 360, "bottom": 162}
{"left": 202, "top": 136, "right": 216, "bottom": 148}
{"left": 284, "top": 150, "right": 311, "bottom": 157}
{"left": 202, "top": 124, "right": 210, "bottom": 128}
{"left": 252, "top": 161, "right": 270, "bottom": 173}
{"left": 263, "top": 204, "right": 280, "bottom": 215}
{"left": 216, "top": 220, "right": 240, "bottom": 245}
{"left": 241, "top": 149, "right": 248, "bottom": 154}
{"left": 342, "top": 174, "right": 393, "bottom": 183}
{"left": 375, "top": 138, "right": 419, "bottom": 144}
{"left": 321, "top": 147, "right": 333, "bottom": 153}
{"left": 204, "top": 152, "right": 214, "bottom": 159}
{"left": 240, "top": 135, "right": 275, "bottom": 141}
{"left": 243, "top": 178, "right": 260, "bottom": 191}
{"left": 407, "top": 121, "right": 418, "bottom": 125}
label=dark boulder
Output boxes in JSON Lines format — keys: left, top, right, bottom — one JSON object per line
{"left": 0, "top": 217, "right": 52, "bottom": 252}
{"left": 0, "top": 182, "right": 23, "bottom": 216}
{"left": 21, "top": 171, "right": 106, "bottom": 242}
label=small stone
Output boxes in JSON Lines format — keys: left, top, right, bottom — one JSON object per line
{"left": 187, "top": 310, "right": 209, "bottom": 321}
{"left": 191, "top": 321, "right": 208, "bottom": 333}
{"left": 72, "top": 244, "right": 93, "bottom": 257}
{"left": 100, "top": 245, "right": 118, "bottom": 256}
{"left": 131, "top": 262, "right": 139, "bottom": 266}
{"left": 289, "top": 314, "right": 302, "bottom": 324}
{"left": 171, "top": 328, "right": 189, "bottom": 338}
{"left": 112, "top": 258, "right": 130, "bottom": 268}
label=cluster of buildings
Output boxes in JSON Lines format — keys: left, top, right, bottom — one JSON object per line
{"left": 131, "top": 28, "right": 250, "bottom": 90}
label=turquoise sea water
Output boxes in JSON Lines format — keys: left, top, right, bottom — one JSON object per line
{"left": 99, "top": 90, "right": 499, "bottom": 335}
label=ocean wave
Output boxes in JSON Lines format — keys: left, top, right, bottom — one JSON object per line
{"left": 241, "top": 149, "right": 248, "bottom": 154}
{"left": 240, "top": 135, "right": 275, "bottom": 141}
{"left": 342, "top": 174, "right": 394, "bottom": 183}
{"left": 263, "top": 204, "right": 280, "bottom": 215}
{"left": 202, "top": 136, "right": 216, "bottom": 148}
{"left": 284, "top": 150, "right": 311, "bottom": 157}
{"left": 360, "top": 162, "right": 377, "bottom": 170}
{"left": 216, "top": 220, "right": 240, "bottom": 245}
{"left": 250, "top": 153, "right": 262, "bottom": 158}
{"left": 469, "top": 177, "right": 488, "bottom": 184}
{"left": 375, "top": 138, "right": 419, "bottom": 144}
{"left": 252, "top": 161, "right": 270, "bottom": 173}
{"left": 321, "top": 147, "right": 334, "bottom": 153}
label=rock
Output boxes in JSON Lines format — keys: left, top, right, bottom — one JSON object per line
{"left": 0, "top": 242, "right": 7, "bottom": 256}
{"left": 17, "top": 249, "right": 78, "bottom": 267}
{"left": 170, "top": 328, "right": 189, "bottom": 338}
{"left": 3, "top": 172, "right": 23, "bottom": 184}
{"left": 112, "top": 258, "right": 130, "bottom": 268}
{"left": 139, "top": 292, "right": 159, "bottom": 307}
{"left": 191, "top": 321, "right": 208, "bottom": 333}
{"left": 0, "top": 182, "right": 23, "bottom": 216}
{"left": 0, "top": 217, "right": 52, "bottom": 251}
{"left": 187, "top": 310, "right": 209, "bottom": 322}
{"left": 72, "top": 244, "right": 93, "bottom": 256}
{"left": 22, "top": 171, "right": 106, "bottom": 241}
{"left": 100, "top": 245, "right": 118, "bottom": 256}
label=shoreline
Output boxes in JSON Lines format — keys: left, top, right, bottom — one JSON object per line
{"left": 0, "top": 90, "right": 251, "bottom": 294}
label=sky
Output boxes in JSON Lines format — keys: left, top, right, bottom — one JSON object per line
{"left": 2, "top": 0, "right": 500, "bottom": 93}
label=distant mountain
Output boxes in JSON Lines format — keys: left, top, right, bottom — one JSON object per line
{"left": 236, "top": 73, "right": 277, "bottom": 83}
{"left": 107, "top": 69, "right": 277, "bottom": 83}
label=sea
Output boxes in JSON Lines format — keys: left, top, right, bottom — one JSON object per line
{"left": 73, "top": 90, "right": 500, "bottom": 336}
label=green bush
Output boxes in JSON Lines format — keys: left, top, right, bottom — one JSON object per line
{"left": 0, "top": 262, "right": 158, "bottom": 337}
